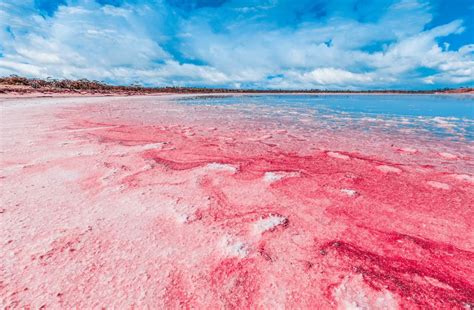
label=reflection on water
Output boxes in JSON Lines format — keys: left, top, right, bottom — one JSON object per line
{"left": 178, "top": 94, "right": 474, "bottom": 141}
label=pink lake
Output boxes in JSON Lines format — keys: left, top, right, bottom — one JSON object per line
{"left": 1, "top": 94, "right": 473, "bottom": 308}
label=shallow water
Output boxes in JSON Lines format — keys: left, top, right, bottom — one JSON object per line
{"left": 179, "top": 94, "right": 474, "bottom": 141}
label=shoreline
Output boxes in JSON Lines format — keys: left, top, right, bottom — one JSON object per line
{"left": 1, "top": 90, "right": 473, "bottom": 100}
{"left": 1, "top": 77, "right": 473, "bottom": 99}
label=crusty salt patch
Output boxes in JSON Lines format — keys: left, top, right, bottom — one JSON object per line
{"left": 334, "top": 275, "right": 398, "bottom": 310}
{"left": 439, "top": 152, "right": 458, "bottom": 159}
{"left": 399, "top": 147, "right": 417, "bottom": 154}
{"left": 327, "top": 151, "right": 350, "bottom": 160}
{"left": 113, "top": 142, "right": 164, "bottom": 155}
{"left": 253, "top": 214, "right": 288, "bottom": 235}
{"left": 219, "top": 236, "right": 248, "bottom": 258}
{"left": 427, "top": 181, "right": 450, "bottom": 190}
{"left": 451, "top": 174, "right": 474, "bottom": 184}
{"left": 340, "top": 189, "right": 358, "bottom": 197}
{"left": 205, "top": 162, "right": 238, "bottom": 173}
{"left": 377, "top": 165, "right": 401, "bottom": 173}
{"left": 263, "top": 171, "right": 300, "bottom": 183}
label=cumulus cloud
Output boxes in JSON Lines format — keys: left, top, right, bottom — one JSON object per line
{"left": 0, "top": 0, "right": 473, "bottom": 89}
{"left": 301, "top": 68, "right": 374, "bottom": 85}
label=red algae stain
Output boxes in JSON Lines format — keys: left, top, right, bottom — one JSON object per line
{"left": 319, "top": 234, "right": 474, "bottom": 308}
{"left": 1, "top": 97, "right": 473, "bottom": 308}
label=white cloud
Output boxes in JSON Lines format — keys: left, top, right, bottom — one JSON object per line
{"left": 367, "top": 20, "right": 474, "bottom": 84}
{"left": 0, "top": 0, "right": 472, "bottom": 89}
{"left": 300, "top": 68, "right": 374, "bottom": 85}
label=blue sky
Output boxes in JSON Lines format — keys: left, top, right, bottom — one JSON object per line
{"left": 0, "top": 0, "right": 473, "bottom": 89}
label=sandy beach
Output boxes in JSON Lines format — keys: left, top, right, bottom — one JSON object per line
{"left": 1, "top": 94, "right": 473, "bottom": 308}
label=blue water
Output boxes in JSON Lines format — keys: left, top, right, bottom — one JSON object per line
{"left": 178, "top": 94, "right": 474, "bottom": 141}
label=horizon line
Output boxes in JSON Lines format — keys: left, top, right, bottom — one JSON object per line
{"left": 1, "top": 76, "right": 473, "bottom": 94}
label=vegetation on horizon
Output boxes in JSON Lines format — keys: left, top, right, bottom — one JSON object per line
{"left": 0, "top": 75, "right": 472, "bottom": 94}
